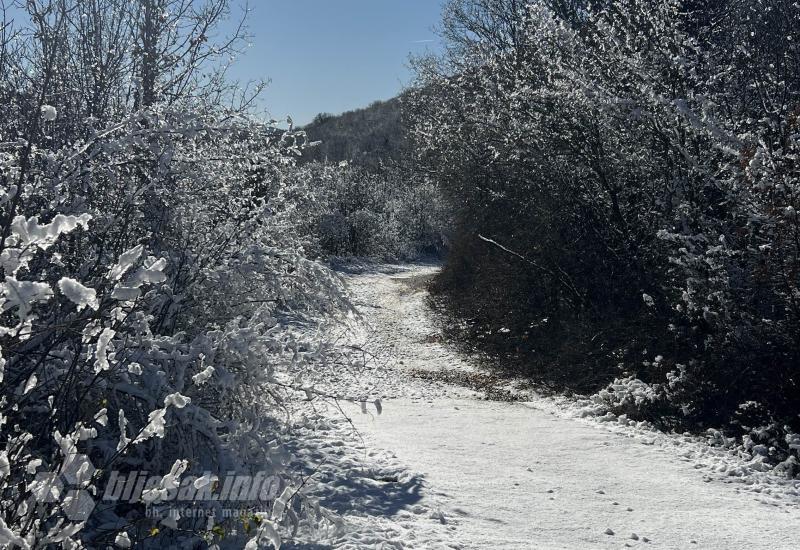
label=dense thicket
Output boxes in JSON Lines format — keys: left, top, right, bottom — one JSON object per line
{"left": 0, "top": 1, "right": 357, "bottom": 547}
{"left": 284, "top": 162, "right": 447, "bottom": 260}
{"left": 410, "top": 0, "right": 800, "bottom": 470}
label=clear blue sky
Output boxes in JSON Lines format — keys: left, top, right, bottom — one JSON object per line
{"left": 225, "top": 0, "right": 445, "bottom": 126}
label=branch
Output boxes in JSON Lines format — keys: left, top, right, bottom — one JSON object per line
{"left": 477, "top": 233, "right": 584, "bottom": 304}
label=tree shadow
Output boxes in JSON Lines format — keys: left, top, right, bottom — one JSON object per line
{"left": 316, "top": 469, "right": 425, "bottom": 518}
{"left": 282, "top": 436, "right": 426, "bottom": 520}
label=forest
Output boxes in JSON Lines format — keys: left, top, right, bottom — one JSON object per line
{"left": 1, "top": 0, "right": 799, "bottom": 548}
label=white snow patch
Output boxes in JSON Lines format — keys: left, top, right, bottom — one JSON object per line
{"left": 107, "top": 244, "right": 143, "bottom": 281}
{"left": 40, "top": 104, "right": 57, "bottom": 121}
{"left": 58, "top": 277, "right": 99, "bottom": 311}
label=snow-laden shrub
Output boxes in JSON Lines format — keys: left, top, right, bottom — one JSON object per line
{"left": 592, "top": 378, "right": 664, "bottom": 418}
{"left": 0, "top": 107, "right": 351, "bottom": 547}
{"left": 411, "top": 0, "right": 800, "bottom": 469}
{"left": 284, "top": 162, "right": 448, "bottom": 260}
{"left": 0, "top": 0, "right": 370, "bottom": 545}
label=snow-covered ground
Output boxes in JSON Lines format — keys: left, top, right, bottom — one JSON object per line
{"left": 296, "top": 264, "right": 800, "bottom": 549}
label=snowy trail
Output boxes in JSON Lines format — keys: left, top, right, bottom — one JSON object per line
{"left": 350, "top": 398, "right": 798, "bottom": 549}
{"left": 306, "top": 264, "right": 800, "bottom": 550}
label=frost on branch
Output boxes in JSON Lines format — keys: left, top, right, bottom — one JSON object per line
{"left": 0, "top": 105, "right": 350, "bottom": 547}
{"left": 0, "top": 1, "right": 365, "bottom": 545}
{"left": 58, "top": 278, "right": 99, "bottom": 311}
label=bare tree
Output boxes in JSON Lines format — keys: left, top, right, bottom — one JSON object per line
{"left": 131, "top": 0, "right": 251, "bottom": 108}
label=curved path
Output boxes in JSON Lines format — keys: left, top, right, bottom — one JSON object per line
{"left": 312, "top": 264, "right": 800, "bottom": 550}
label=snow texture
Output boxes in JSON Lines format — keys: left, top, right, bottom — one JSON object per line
{"left": 107, "top": 244, "right": 143, "bottom": 281}
{"left": 58, "top": 278, "right": 99, "bottom": 311}
{"left": 2, "top": 278, "right": 53, "bottom": 321}
{"left": 297, "top": 264, "right": 800, "bottom": 549}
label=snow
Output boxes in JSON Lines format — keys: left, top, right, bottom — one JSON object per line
{"left": 110, "top": 286, "right": 141, "bottom": 301}
{"left": 0, "top": 451, "right": 9, "bottom": 479}
{"left": 40, "top": 105, "right": 57, "bottom": 121}
{"left": 117, "top": 410, "right": 131, "bottom": 451}
{"left": 107, "top": 244, "right": 143, "bottom": 281}
{"left": 192, "top": 365, "right": 215, "bottom": 385}
{"left": 129, "top": 257, "right": 168, "bottom": 287}
{"left": 133, "top": 408, "right": 167, "bottom": 443}
{"left": 348, "top": 397, "right": 798, "bottom": 548}
{"left": 163, "top": 392, "right": 191, "bottom": 408}
{"left": 58, "top": 277, "right": 99, "bottom": 311}
{"left": 93, "top": 328, "right": 115, "bottom": 372}
{"left": 21, "top": 373, "right": 37, "bottom": 395}
{"left": 114, "top": 532, "right": 131, "bottom": 548}
{"left": 12, "top": 214, "right": 91, "bottom": 250}
{"left": 109, "top": 254, "right": 168, "bottom": 301}
{"left": 143, "top": 460, "right": 189, "bottom": 504}
{"left": 295, "top": 263, "right": 800, "bottom": 549}
{"left": 2, "top": 277, "right": 53, "bottom": 321}
{"left": 0, "top": 516, "right": 28, "bottom": 549}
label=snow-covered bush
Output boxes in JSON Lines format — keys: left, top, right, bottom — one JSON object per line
{"left": 412, "top": 0, "right": 800, "bottom": 469}
{"left": 0, "top": 103, "right": 352, "bottom": 548}
{"left": 283, "top": 162, "right": 448, "bottom": 260}
{"left": 0, "top": 1, "right": 356, "bottom": 546}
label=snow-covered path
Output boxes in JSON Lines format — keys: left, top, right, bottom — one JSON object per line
{"left": 307, "top": 264, "right": 800, "bottom": 550}
{"left": 350, "top": 398, "right": 798, "bottom": 549}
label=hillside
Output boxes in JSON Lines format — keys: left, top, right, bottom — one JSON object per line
{"left": 300, "top": 97, "right": 407, "bottom": 169}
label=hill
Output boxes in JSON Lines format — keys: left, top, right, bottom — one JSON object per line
{"left": 300, "top": 97, "right": 407, "bottom": 169}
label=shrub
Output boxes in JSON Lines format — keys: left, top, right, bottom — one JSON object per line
{"left": 411, "top": 0, "right": 800, "bottom": 466}
{"left": 284, "top": 162, "right": 448, "bottom": 261}
{"left": 0, "top": 1, "right": 353, "bottom": 546}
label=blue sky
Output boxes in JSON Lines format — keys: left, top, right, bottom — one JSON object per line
{"left": 225, "top": 0, "right": 445, "bottom": 126}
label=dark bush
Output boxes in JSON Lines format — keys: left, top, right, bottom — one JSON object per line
{"left": 410, "top": 0, "right": 800, "bottom": 462}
